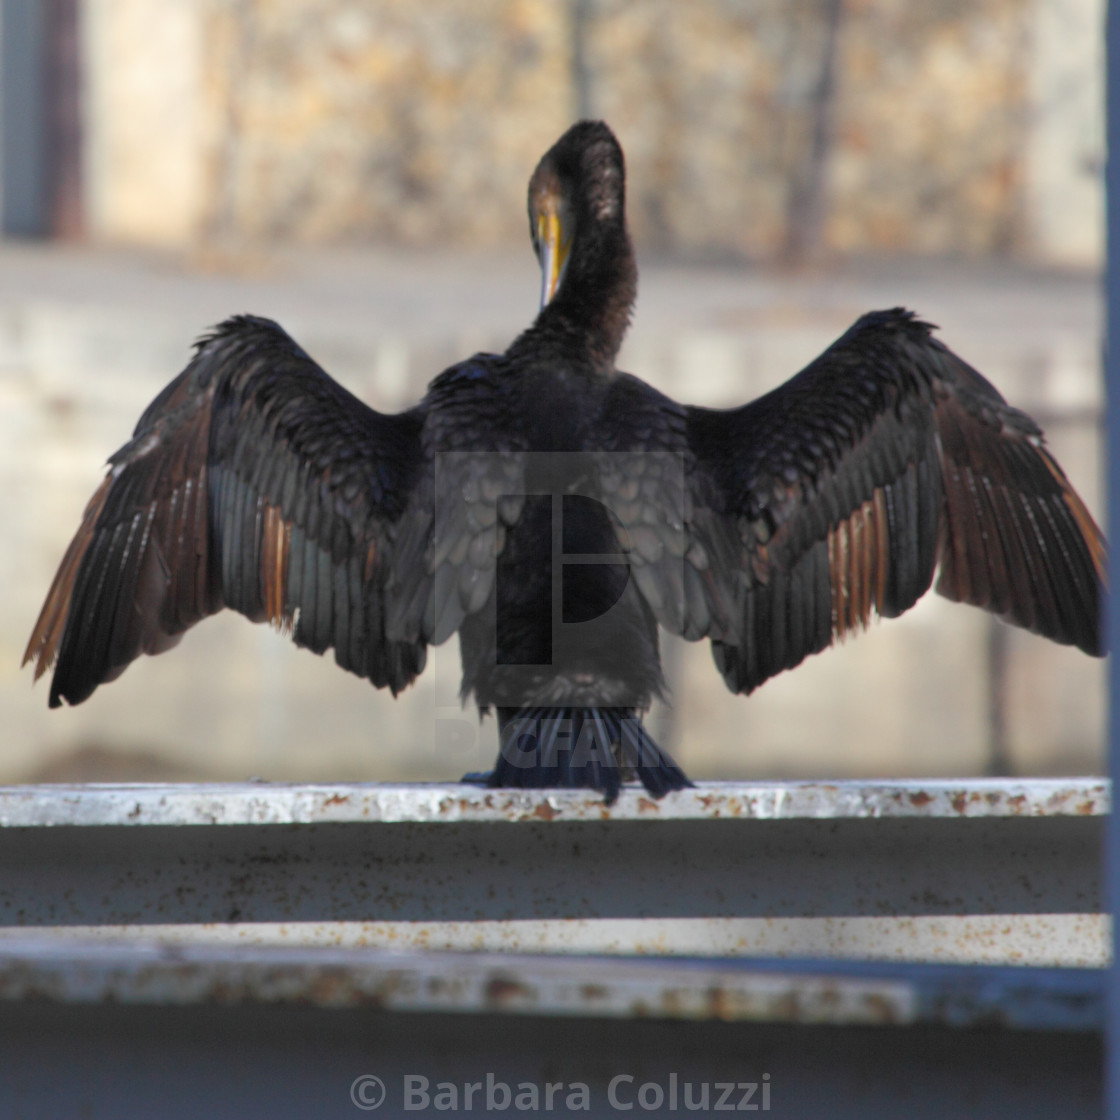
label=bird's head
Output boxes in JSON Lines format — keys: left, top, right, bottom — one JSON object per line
{"left": 528, "top": 120, "right": 629, "bottom": 310}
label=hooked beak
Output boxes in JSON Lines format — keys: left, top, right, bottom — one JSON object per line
{"left": 537, "top": 210, "right": 572, "bottom": 308}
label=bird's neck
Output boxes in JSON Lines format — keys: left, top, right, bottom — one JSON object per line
{"left": 519, "top": 226, "right": 637, "bottom": 374}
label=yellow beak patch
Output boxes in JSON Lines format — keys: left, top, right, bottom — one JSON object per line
{"left": 537, "top": 210, "right": 572, "bottom": 308}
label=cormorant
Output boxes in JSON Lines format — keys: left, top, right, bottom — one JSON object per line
{"left": 24, "top": 121, "right": 1107, "bottom": 803}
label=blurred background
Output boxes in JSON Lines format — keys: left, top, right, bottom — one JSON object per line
{"left": 0, "top": 0, "right": 1105, "bottom": 784}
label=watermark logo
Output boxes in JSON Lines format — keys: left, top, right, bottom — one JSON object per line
{"left": 428, "top": 450, "right": 686, "bottom": 768}
{"left": 350, "top": 1072, "right": 771, "bottom": 1112}
{"left": 350, "top": 1075, "right": 387, "bottom": 1111}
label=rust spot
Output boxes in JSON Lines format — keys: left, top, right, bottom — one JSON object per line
{"left": 306, "top": 969, "right": 359, "bottom": 1005}
{"left": 531, "top": 800, "right": 559, "bottom": 822}
{"left": 908, "top": 791, "right": 932, "bottom": 808}
{"left": 861, "top": 992, "right": 900, "bottom": 1025}
{"left": 484, "top": 976, "right": 531, "bottom": 1007}
{"left": 1007, "top": 794, "right": 1027, "bottom": 812}
{"left": 637, "top": 798, "right": 660, "bottom": 813}
{"left": 705, "top": 985, "right": 732, "bottom": 1020}
{"left": 580, "top": 984, "right": 608, "bottom": 1001}
{"left": 951, "top": 792, "right": 969, "bottom": 814}
{"left": 321, "top": 794, "right": 349, "bottom": 807}
{"left": 1077, "top": 799, "right": 1096, "bottom": 816}
{"left": 659, "top": 989, "right": 685, "bottom": 1015}
{"left": 772, "top": 992, "right": 798, "bottom": 1020}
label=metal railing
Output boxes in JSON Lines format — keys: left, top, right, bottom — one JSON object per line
{"left": 0, "top": 777, "right": 1105, "bottom": 1117}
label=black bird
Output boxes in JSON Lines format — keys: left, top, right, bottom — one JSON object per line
{"left": 25, "top": 121, "right": 1107, "bottom": 803}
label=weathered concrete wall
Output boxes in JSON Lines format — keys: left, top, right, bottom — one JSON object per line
{"left": 195, "top": 0, "right": 573, "bottom": 245}
{"left": 827, "top": 0, "right": 1029, "bottom": 257}
{"left": 82, "top": 0, "right": 208, "bottom": 246}
{"left": 1023, "top": 0, "right": 1105, "bottom": 267}
{"left": 67, "top": 0, "right": 1103, "bottom": 265}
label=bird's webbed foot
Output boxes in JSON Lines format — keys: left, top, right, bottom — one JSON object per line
{"left": 459, "top": 769, "right": 495, "bottom": 786}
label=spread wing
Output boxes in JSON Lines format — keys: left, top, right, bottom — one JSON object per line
{"left": 599, "top": 308, "right": 1106, "bottom": 696}
{"left": 25, "top": 315, "right": 434, "bottom": 707}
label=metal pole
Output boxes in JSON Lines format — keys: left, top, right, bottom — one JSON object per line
{"left": 1104, "top": 0, "right": 1120, "bottom": 1113}
{"left": 0, "top": 0, "right": 49, "bottom": 236}
{"left": 45, "top": 0, "right": 82, "bottom": 238}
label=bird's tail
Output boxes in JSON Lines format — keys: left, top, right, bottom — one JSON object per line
{"left": 490, "top": 707, "right": 692, "bottom": 805}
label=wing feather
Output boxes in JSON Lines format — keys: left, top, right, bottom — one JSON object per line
{"left": 24, "top": 315, "right": 430, "bottom": 707}
{"left": 600, "top": 308, "right": 1105, "bottom": 700}
{"left": 932, "top": 354, "right": 1105, "bottom": 652}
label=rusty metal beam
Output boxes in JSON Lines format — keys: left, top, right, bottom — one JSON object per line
{"left": 0, "top": 777, "right": 1104, "bottom": 827}
{"left": 0, "top": 781, "right": 1102, "bottom": 933}
{"left": 0, "top": 947, "right": 1102, "bottom": 1118}
{"left": 0, "top": 777, "right": 1105, "bottom": 1115}
{"left": 0, "top": 939, "right": 1102, "bottom": 1030}
{"left": 0, "top": 779, "right": 1104, "bottom": 966}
